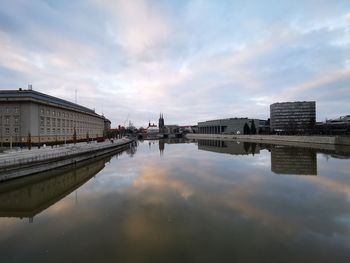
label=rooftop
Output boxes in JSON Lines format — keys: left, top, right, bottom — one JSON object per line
{"left": 0, "top": 89, "right": 100, "bottom": 117}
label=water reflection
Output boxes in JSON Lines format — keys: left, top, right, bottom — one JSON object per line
{"left": 0, "top": 155, "right": 112, "bottom": 219}
{"left": 270, "top": 146, "right": 317, "bottom": 175}
{"left": 198, "top": 139, "right": 260, "bottom": 155}
{"left": 1, "top": 140, "right": 350, "bottom": 262}
{"left": 196, "top": 139, "right": 318, "bottom": 175}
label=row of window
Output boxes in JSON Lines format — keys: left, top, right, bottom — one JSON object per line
{"left": 40, "top": 117, "right": 102, "bottom": 128}
{"left": 39, "top": 127, "right": 101, "bottom": 135}
{"left": 40, "top": 108, "right": 99, "bottom": 122}
{"left": 0, "top": 107, "right": 19, "bottom": 114}
{"left": 1, "top": 128, "right": 101, "bottom": 136}
{"left": 0, "top": 116, "right": 20, "bottom": 125}
{"left": 2, "top": 127, "right": 19, "bottom": 135}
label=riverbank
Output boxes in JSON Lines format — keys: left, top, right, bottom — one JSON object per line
{"left": 185, "top": 134, "right": 350, "bottom": 151}
{"left": 0, "top": 138, "right": 133, "bottom": 181}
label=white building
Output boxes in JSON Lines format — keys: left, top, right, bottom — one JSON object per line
{"left": 0, "top": 89, "right": 109, "bottom": 145}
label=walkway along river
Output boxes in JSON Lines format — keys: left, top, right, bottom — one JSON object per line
{"left": 0, "top": 138, "right": 134, "bottom": 181}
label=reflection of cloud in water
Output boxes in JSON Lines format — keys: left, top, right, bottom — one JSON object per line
{"left": 1, "top": 141, "right": 350, "bottom": 262}
{"left": 133, "top": 166, "right": 194, "bottom": 200}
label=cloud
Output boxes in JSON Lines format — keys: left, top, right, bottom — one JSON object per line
{"left": 0, "top": 0, "right": 349, "bottom": 126}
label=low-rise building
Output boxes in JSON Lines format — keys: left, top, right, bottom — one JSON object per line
{"left": 0, "top": 89, "right": 110, "bottom": 145}
{"left": 315, "top": 115, "right": 350, "bottom": 135}
{"left": 198, "top": 118, "right": 260, "bottom": 135}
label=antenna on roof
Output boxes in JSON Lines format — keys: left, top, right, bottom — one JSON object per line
{"left": 75, "top": 89, "right": 77, "bottom": 104}
{"left": 28, "top": 84, "right": 32, "bottom": 90}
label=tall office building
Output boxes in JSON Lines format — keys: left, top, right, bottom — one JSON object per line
{"left": 270, "top": 101, "right": 316, "bottom": 133}
{"left": 0, "top": 88, "right": 110, "bottom": 145}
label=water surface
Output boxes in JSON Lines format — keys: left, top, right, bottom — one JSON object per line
{"left": 1, "top": 139, "right": 350, "bottom": 263}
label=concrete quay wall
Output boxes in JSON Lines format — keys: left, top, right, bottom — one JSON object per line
{"left": 186, "top": 134, "right": 350, "bottom": 148}
{"left": 0, "top": 139, "right": 133, "bottom": 181}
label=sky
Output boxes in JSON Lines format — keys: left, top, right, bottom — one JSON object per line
{"left": 0, "top": 0, "right": 349, "bottom": 127}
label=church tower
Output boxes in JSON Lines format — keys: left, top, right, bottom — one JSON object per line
{"left": 158, "top": 113, "right": 165, "bottom": 132}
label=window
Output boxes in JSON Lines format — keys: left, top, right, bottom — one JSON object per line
{"left": 46, "top": 117, "right": 50, "bottom": 125}
{"left": 14, "top": 117, "right": 19, "bottom": 124}
{"left": 5, "top": 116, "right": 10, "bottom": 125}
{"left": 47, "top": 128, "right": 50, "bottom": 133}
{"left": 40, "top": 117, "right": 44, "bottom": 126}
{"left": 14, "top": 128, "right": 19, "bottom": 133}
{"left": 52, "top": 110, "right": 55, "bottom": 116}
{"left": 14, "top": 107, "right": 19, "bottom": 113}
{"left": 52, "top": 118, "right": 56, "bottom": 126}
{"left": 5, "top": 128, "right": 9, "bottom": 134}
{"left": 47, "top": 109, "right": 50, "bottom": 115}
{"left": 6, "top": 108, "right": 9, "bottom": 113}
{"left": 40, "top": 108, "right": 44, "bottom": 115}
{"left": 40, "top": 127, "right": 44, "bottom": 134}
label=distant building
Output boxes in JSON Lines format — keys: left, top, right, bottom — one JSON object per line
{"left": 315, "top": 115, "right": 350, "bottom": 135}
{"left": 198, "top": 118, "right": 260, "bottom": 135}
{"left": 270, "top": 101, "right": 316, "bottom": 133}
{"left": 158, "top": 113, "right": 165, "bottom": 133}
{"left": 0, "top": 89, "right": 109, "bottom": 145}
{"left": 258, "top": 119, "right": 270, "bottom": 134}
{"left": 102, "top": 116, "right": 111, "bottom": 137}
{"left": 164, "top": 125, "right": 179, "bottom": 134}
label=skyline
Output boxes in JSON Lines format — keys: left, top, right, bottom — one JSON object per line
{"left": 0, "top": 0, "right": 349, "bottom": 127}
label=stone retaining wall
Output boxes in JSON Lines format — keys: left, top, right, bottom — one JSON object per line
{"left": 186, "top": 134, "right": 350, "bottom": 146}
{"left": 0, "top": 139, "right": 133, "bottom": 181}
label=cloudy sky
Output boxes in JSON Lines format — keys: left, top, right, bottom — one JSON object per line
{"left": 0, "top": 0, "right": 349, "bottom": 127}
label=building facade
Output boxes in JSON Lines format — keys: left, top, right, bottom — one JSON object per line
{"left": 270, "top": 101, "right": 316, "bottom": 133}
{"left": 0, "top": 89, "right": 109, "bottom": 145}
{"left": 315, "top": 115, "right": 350, "bottom": 135}
{"left": 158, "top": 113, "right": 165, "bottom": 133}
{"left": 198, "top": 118, "right": 260, "bottom": 135}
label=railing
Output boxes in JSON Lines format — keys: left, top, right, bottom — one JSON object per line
{"left": 0, "top": 139, "right": 130, "bottom": 169}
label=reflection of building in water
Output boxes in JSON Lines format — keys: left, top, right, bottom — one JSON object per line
{"left": 0, "top": 156, "right": 110, "bottom": 219}
{"left": 156, "top": 139, "right": 190, "bottom": 156}
{"left": 271, "top": 146, "right": 317, "bottom": 175}
{"left": 159, "top": 140, "right": 164, "bottom": 156}
{"left": 125, "top": 141, "right": 138, "bottom": 157}
{"left": 197, "top": 140, "right": 260, "bottom": 155}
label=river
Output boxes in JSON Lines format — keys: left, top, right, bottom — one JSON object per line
{"left": 0, "top": 139, "right": 350, "bottom": 262}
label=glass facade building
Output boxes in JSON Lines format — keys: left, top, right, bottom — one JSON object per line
{"left": 270, "top": 101, "right": 316, "bottom": 133}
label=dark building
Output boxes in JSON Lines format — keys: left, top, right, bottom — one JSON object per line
{"left": 270, "top": 101, "right": 316, "bottom": 134}
{"left": 315, "top": 115, "right": 350, "bottom": 135}
{"left": 158, "top": 113, "right": 165, "bottom": 133}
